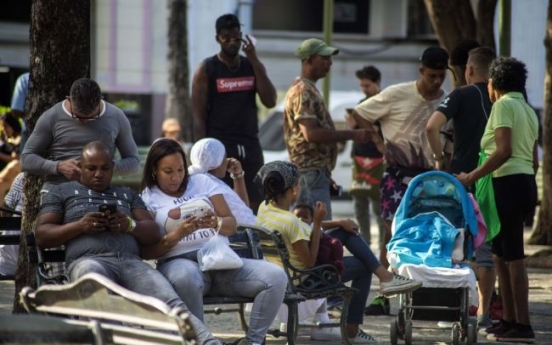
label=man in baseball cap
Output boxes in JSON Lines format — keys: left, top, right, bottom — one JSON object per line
{"left": 283, "top": 36, "right": 370, "bottom": 223}
{"left": 295, "top": 38, "right": 339, "bottom": 60}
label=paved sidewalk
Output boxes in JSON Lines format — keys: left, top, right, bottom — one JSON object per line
{"left": 2, "top": 228, "right": 552, "bottom": 344}
{"left": 2, "top": 265, "right": 551, "bottom": 344}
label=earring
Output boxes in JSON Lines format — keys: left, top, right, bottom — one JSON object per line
{"left": 152, "top": 173, "right": 156, "bottom": 180}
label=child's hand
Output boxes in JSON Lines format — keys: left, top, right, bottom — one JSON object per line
{"left": 313, "top": 201, "right": 327, "bottom": 223}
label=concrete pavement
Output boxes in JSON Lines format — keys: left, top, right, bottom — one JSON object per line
{"left": 1, "top": 225, "right": 552, "bottom": 344}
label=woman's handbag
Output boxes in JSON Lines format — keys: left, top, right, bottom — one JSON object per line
{"left": 197, "top": 231, "right": 243, "bottom": 271}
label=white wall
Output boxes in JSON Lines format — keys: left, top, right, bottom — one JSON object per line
{"left": 510, "top": 0, "right": 547, "bottom": 109}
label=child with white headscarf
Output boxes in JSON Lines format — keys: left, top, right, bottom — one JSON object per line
{"left": 188, "top": 138, "right": 256, "bottom": 224}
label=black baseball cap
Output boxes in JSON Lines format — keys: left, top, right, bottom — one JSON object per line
{"left": 420, "top": 46, "right": 451, "bottom": 70}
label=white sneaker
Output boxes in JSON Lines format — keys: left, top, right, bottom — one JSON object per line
{"left": 310, "top": 327, "right": 342, "bottom": 341}
{"left": 380, "top": 274, "right": 422, "bottom": 296}
{"left": 349, "top": 329, "right": 378, "bottom": 344}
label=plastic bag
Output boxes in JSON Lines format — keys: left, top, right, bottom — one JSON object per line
{"left": 197, "top": 232, "right": 243, "bottom": 271}
{"left": 468, "top": 193, "right": 487, "bottom": 250}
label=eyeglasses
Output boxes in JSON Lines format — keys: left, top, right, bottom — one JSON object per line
{"left": 218, "top": 33, "right": 244, "bottom": 43}
{"left": 70, "top": 102, "right": 102, "bottom": 121}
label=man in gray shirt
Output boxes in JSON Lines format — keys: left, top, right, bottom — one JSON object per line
{"left": 21, "top": 78, "right": 139, "bottom": 190}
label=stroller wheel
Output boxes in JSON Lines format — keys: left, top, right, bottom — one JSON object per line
{"left": 451, "top": 322, "right": 461, "bottom": 345}
{"left": 390, "top": 320, "right": 398, "bottom": 345}
{"left": 404, "top": 320, "right": 413, "bottom": 345}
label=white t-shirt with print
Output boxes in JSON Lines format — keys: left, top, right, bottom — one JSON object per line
{"left": 141, "top": 174, "right": 225, "bottom": 260}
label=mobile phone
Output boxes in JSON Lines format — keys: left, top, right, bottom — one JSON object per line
{"left": 193, "top": 207, "right": 209, "bottom": 218}
{"left": 99, "top": 204, "right": 117, "bottom": 214}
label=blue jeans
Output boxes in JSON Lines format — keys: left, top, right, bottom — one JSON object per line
{"left": 68, "top": 253, "right": 221, "bottom": 345}
{"left": 300, "top": 169, "right": 332, "bottom": 219}
{"left": 157, "top": 257, "right": 287, "bottom": 344}
{"left": 328, "top": 229, "right": 381, "bottom": 324}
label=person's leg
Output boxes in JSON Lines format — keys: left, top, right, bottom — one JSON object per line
{"left": 368, "top": 182, "right": 385, "bottom": 251}
{"left": 378, "top": 172, "right": 405, "bottom": 269}
{"left": 352, "top": 192, "right": 371, "bottom": 245}
{"left": 328, "top": 228, "right": 380, "bottom": 273}
{"left": 119, "top": 255, "right": 220, "bottom": 345}
{"left": 67, "top": 257, "right": 115, "bottom": 282}
{"left": 210, "top": 259, "right": 287, "bottom": 345}
{"left": 340, "top": 256, "right": 371, "bottom": 338}
{"left": 490, "top": 174, "right": 536, "bottom": 341}
{"left": 474, "top": 243, "right": 497, "bottom": 327}
{"left": 300, "top": 169, "right": 332, "bottom": 219}
{"left": 241, "top": 144, "right": 264, "bottom": 214}
{"left": 157, "top": 258, "right": 209, "bottom": 321}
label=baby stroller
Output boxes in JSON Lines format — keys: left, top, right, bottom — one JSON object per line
{"left": 387, "top": 171, "right": 479, "bottom": 345}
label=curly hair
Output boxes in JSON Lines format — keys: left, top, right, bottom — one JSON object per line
{"left": 488, "top": 56, "right": 527, "bottom": 93}
{"left": 141, "top": 138, "right": 189, "bottom": 193}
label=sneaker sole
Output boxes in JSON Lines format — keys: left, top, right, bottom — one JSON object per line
{"left": 495, "top": 336, "right": 535, "bottom": 343}
{"left": 380, "top": 282, "right": 423, "bottom": 296}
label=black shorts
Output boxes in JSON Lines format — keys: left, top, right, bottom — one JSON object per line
{"left": 221, "top": 141, "right": 264, "bottom": 212}
{"left": 491, "top": 174, "right": 537, "bottom": 261}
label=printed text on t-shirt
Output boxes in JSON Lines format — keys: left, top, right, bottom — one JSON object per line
{"left": 216, "top": 77, "right": 255, "bottom": 93}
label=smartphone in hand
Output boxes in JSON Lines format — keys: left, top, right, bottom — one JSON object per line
{"left": 99, "top": 204, "right": 117, "bottom": 214}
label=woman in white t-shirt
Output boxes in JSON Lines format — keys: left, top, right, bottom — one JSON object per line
{"left": 188, "top": 138, "right": 256, "bottom": 225}
{"left": 140, "top": 139, "right": 286, "bottom": 345}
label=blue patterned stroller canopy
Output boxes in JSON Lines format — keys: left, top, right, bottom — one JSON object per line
{"left": 389, "top": 171, "right": 478, "bottom": 268}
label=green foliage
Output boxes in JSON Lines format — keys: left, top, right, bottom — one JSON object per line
{"left": 0, "top": 106, "right": 11, "bottom": 115}
{"left": 112, "top": 100, "right": 139, "bottom": 111}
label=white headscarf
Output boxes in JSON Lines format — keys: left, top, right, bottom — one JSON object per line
{"left": 188, "top": 138, "right": 226, "bottom": 175}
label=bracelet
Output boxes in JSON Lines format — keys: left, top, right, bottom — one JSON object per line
{"left": 125, "top": 216, "right": 132, "bottom": 232}
{"left": 161, "top": 234, "right": 172, "bottom": 248}
{"left": 216, "top": 217, "right": 223, "bottom": 231}
{"left": 230, "top": 171, "right": 245, "bottom": 180}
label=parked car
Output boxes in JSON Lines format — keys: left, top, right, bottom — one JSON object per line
{"left": 259, "top": 90, "right": 365, "bottom": 195}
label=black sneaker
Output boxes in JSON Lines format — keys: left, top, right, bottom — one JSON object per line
{"left": 485, "top": 319, "right": 513, "bottom": 333}
{"left": 495, "top": 327, "right": 535, "bottom": 343}
{"left": 364, "top": 295, "right": 390, "bottom": 316}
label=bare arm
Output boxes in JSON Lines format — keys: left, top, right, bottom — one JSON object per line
{"left": 457, "top": 127, "right": 512, "bottom": 186}
{"left": 114, "top": 111, "right": 140, "bottom": 175}
{"left": 227, "top": 158, "right": 249, "bottom": 206}
{"left": 426, "top": 111, "right": 448, "bottom": 170}
{"left": 242, "top": 35, "right": 277, "bottom": 108}
{"left": 351, "top": 110, "right": 386, "bottom": 154}
{"left": 292, "top": 201, "right": 325, "bottom": 268}
{"left": 192, "top": 63, "right": 209, "bottom": 141}
{"left": 129, "top": 208, "right": 162, "bottom": 245}
{"left": 298, "top": 118, "right": 369, "bottom": 144}
{"left": 35, "top": 211, "right": 107, "bottom": 248}
{"left": 209, "top": 194, "right": 237, "bottom": 236}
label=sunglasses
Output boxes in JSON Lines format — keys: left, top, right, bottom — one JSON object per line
{"left": 218, "top": 33, "right": 245, "bottom": 44}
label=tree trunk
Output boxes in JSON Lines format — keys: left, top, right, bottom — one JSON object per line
{"left": 166, "top": 0, "right": 192, "bottom": 142}
{"left": 423, "top": 0, "right": 497, "bottom": 87}
{"left": 476, "top": 0, "right": 498, "bottom": 49}
{"left": 423, "top": 0, "right": 476, "bottom": 53}
{"left": 529, "top": 0, "right": 552, "bottom": 246}
{"left": 13, "top": 0, "right": 90, "bottom": 313}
